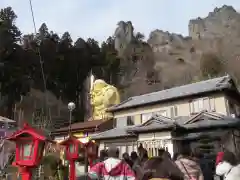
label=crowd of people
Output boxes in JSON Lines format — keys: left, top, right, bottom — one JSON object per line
{"left": 80, "top": 144, "right": 240, "bottom": 180}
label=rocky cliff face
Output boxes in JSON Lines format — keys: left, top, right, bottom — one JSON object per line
{"left": 189, "top": 5, "right": 240, "bottom": 39}
{"left": 119, "top": 5, "right": 240, "bottom": 99}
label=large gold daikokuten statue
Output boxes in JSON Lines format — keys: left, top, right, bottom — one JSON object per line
{"left": 90, "top": 79, "right": 120, "bottom": 120}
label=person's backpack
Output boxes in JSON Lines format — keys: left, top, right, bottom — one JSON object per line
{"left": 179, "top": 161, "right": 197, "bottom": 180}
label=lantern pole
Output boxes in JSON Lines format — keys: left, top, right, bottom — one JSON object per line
{"left": 67, "top": 102, "right": 76, "bottom": 134}
{"left": 69, "top": 160, "right": 76, "bottom": 180}
{"left": 67, "top": 102, "right": 76, "bottom": 180}
{"left": 20, "top": 167, "right": 32, "bottom": 180}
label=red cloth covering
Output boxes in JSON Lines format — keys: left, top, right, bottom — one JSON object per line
{"left": 89, "top": 158, "right": 136, "bottom": 180}
{"left": 216, "top": 151, "right": 224, "bottom": 165}
{"left": 88, "top": 158, "right": 95, "bottom": 168}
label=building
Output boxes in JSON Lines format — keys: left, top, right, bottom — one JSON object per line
{"left": 52, "top": 118, "right": 115, "bottom": 142}
{"left": 92, "top": 75, "right": 240, "bottom": 157}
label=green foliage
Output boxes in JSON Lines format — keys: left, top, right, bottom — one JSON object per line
{"left": 42, "top": 153, "right": 62, "bottom": 179}
{"left": 0, "top": 7, "right": 27, "bottom": 118}
{"left": 200, "top": 53, "right": 224, "bottom": 79}
{"left": 0, "top": 7, "right": 120, "bottom": 122}
{"left": 42, "top": 153, "right": 60, "bottom": 170}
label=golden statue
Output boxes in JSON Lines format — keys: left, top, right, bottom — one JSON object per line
{"left": 90, "top": 79, "right": 120, "bottom": 120}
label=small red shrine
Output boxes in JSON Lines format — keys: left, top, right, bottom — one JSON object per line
{"left": 6, "top": 123, "right": 54, "bottom": 180}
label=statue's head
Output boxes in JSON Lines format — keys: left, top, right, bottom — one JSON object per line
{"left": 92, "top": 79, "right": 107, "bottom": 92}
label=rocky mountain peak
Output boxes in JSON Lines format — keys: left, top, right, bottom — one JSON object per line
{"left": 189, "top": 5, "right": 240, "bottom": 39}
{"left": 213, "top": 5, "right": 236, "bottom": 14}
{"left": 148, "top": 30, "right": 184, "bottom": 46}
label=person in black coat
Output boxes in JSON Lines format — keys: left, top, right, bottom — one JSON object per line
{"left": 122, "top": 152, "right": 133, "bottom": 168}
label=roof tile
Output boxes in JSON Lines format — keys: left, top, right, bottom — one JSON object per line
{"left": 53, "top": 120, "right": 104, "bottom": 133}
{"left": 91, "top": 127, "right": 136, "bottom": 140}
{"left": 108, "top": 75, "right": 233, "bottom": 111}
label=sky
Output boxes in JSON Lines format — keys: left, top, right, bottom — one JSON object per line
{"left": 1, "top": 0, "right": 240, "bottom": 43}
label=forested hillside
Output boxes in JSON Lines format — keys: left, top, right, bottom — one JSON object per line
{"left": 0, "top": 7, "right": 120, "bottom": 121}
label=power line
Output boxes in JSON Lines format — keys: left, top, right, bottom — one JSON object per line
{"left": 29, "top": 0, "right": 37, "bottom": 34}
{"left": 29, "top": 0, "right": 47, "bottom": 92}
{"left": 28, "top": 0, "right": 51, "bottom": 131}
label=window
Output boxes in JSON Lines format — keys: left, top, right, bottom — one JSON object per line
{"left": 116, "top": 117, "right": 127, "bottom": 128}
{"left": 203, "top": 98, "right": 210, "bottom": 110}
{"left": 209, "top": 98, "right": 215, "bottom": 111}
{"left": 190, "top": 98, "right": 204, "bottom": 113}
{"left": 127, "top": 116, "right": 134, "bottom": 126}
{"left": 190, "top": 97, "right": 216, "bottom": 114}
{"left": 155, "top": 110, "right": 168, "bottom": 117}
{"left": 141, "top": 113, "right": 153, "bottom": 124}
{"left": 170, "top": 106, "right": 178, "bottom": 117}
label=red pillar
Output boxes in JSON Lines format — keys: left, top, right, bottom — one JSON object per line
{"left": 20, "top": 167, "right": 32, "bottom": 180}
{"left": 69, "top": 161, "right": 76, "bottom": 180}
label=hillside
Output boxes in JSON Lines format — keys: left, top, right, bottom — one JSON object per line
{"left": 118, "top": 5, "right": 240, "bottom": 99}
{"left": 1, "top": 5, "right": 240, "bottom": 124}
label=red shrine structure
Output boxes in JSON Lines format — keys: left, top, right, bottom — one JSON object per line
{"left": 6, "top": 123, "right": 54, "bottom": 180}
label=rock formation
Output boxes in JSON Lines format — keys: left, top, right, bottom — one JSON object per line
{"left": 116, "top": 5, "right": 240, "bottom": 99}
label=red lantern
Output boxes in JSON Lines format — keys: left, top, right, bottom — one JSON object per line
{"left": 85, "top": 140, "right": 98, "bottom": 168}
{"left": 86, "top": 140, "right": 98, "bottom": 158}
{"left": 6, "top": 123, "right": 54, "bottom": 180}
{"left": 59, "top": 135, "right": 83, "bottom": 180}
{"left": 59, "top": 135, "right": 84, "bottom": 161}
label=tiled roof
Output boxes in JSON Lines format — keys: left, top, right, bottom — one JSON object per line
{"left": 129, "top": 111, "right": 240, "bottom": 133}
{"left": 52, "top": 120, "right": 104, "bottom": 133}
{"left": 91, "top": 127, "right": 136, "bottom": 140}
{"left": 0, "top": 116, "right": 15, "bottom": 123}
{"left": 108, "top": 75, "right": 234, "bottom": 112}
{"left": 127, "top": 115, "right": 180, "bottom": 133}
{"left": 173, "top": 131, "right": 226, "bottom": 140}
{"left": 183, "top": 116, "right": 240, "bottom": 130}
{"left": 90, "top": 112, "right": 240, "bottom": 140}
